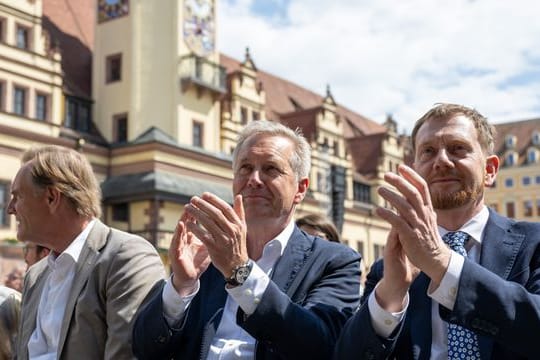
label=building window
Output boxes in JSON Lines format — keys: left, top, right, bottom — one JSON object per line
{"left": 16, "top": 25, "right": 30, "bottom": 49}
{"left": 334, "top": 140, "right": 340, "bottom": 157}
{"left": 192, "top": 121, "right": 203, "bottom": 147}
{"left": 504, "top": 178, "right": 514, "bottom": 188}
{"left": 0, "top": 182, "right": 8, "bottom": 226}
{"left": 35, "top": 93, "right": 48, "bottom": 121}
{"left": 506, "top": 153, "right": 516, "bottom": 166}
{"left": 533, "top": 132, "right": 540, "bottom": 146}
{"left": 523, "top": 176, "right": 531, "bottom": 186}
{"left": 64, "top": 97, "right": 91, "bottom": 132}
{"left": 356, "top": 241, "right": 364, "bottom": 256}
{"left": 524, "top": 200, "right": 533, "bottom": 217}
{"left": 373, "top": 244, "right": 385, "bottom": 260}
{"left": 114, "top": 114, "right": 128, "bottom": 143}
{"left": 536, "top": 176, "right": 540, "bottom": 185}
{"left": 505, "top": 135, "right": 516, "bottom": 148}
{"left": 353, "top": 181, "right": 371, "bottom": 203}
{"left": 13, "top": 86, "right": 27, "bottom": 115}
{"left": 0, "top": 81, "right": 4, "bottom": 111}
{"left": 106, "top": 54, "right": 122, "bottom": 83}
{"left": 240, "top": 106, "right": 248, "bottom": 125}
{"left": 506, "top": 202, "right": 515, "bottom": 218}
{"left": 528, "top": 149, "right": 537, "bottom": 164}
{"left": 252, "top": 110, "right": 260, "bottom": 121}
{"left": 537, "top": 199, "right": 540, "bottom": 216}
{"left": 0, "top": 18, "right": 5, "bottom": 43}
{"left": 112, "top": 203, "right": 129, "bottom": 222}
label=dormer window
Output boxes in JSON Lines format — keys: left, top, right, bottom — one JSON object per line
{"left": 528, "top": 149, "right": 538, "bottom": 164}
{"left": 533, "top": 132, "right": 540, "bottom": 146}
{"left": 506, "top": 152, "right": 517, "bottom": 166}
{"left": 505, "top": 135, "right": 516, "bottom": 149}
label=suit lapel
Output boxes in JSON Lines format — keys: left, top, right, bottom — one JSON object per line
{"left": 19, "top": 261, "right": 51, "bottom": 355}
{"left": 479, "top": 210, "right": 523, "bottom": 279}
{"left": 476, "top": 211, "right": 523, "bottom": 358}
{"left": 57, "top": 220, "right": 110, "bottom": 354}
{"left": 270, "top": 227, "right": 312, "bottom": 295}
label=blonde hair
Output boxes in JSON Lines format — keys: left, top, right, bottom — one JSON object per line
{"left": 22, "top": 145, "right": 102, "bottom": 218}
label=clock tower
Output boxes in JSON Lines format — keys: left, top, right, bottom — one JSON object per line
{"left": 93, "top": 0, "right": 225, "bottom": 150}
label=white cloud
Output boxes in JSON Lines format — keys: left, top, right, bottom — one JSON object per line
{"left": 218, "top": 0, "right": 540, "bottom": 132}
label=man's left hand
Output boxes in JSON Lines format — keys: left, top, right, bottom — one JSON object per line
{"left": 185, "top": 192, "right": 249, "bottom": 279}
{"left": 376, "top": 164, "right": 451, "bottom": 286}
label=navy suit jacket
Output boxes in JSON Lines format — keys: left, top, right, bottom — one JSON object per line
{"left": 133, "top": 226, "right": 361, "bottom": 360}
{"left": 335, "top": 210, "right": 540, "bottom": 359}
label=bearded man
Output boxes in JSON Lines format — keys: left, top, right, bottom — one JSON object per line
{"left": 335, "top": 103, "right": 540, "bottom": 360}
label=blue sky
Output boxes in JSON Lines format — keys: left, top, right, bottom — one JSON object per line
{"left": 218, "top": 0, "right": 540, "bottom": 133}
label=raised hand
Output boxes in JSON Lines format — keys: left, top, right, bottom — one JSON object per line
{"left": 185, "top": 193, "right": 249, "bottom": 279}
{"left": 376, "top": 164, "right": 451, "bottom": 285}
{"left": 375, "top": 228, "right": 420, "bottom": 312}
{"left": 169, "top": 212, "right": 211, "bottom": 297}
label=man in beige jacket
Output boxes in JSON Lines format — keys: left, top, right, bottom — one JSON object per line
{"left": 10, "top": 145, "right": 165, "bottom": 359}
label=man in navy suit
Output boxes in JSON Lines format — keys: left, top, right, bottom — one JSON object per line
{"left": 335, "top": 103, "right": 540, "bottom": 359}
{"left": 133, "top": 120, "right": 361, "bottom": 359}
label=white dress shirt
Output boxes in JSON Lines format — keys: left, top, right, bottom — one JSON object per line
{"left": 369, "top": 206, "right": 489, "bottom": 359}
{"left": 162, "top": 220, "right": 295, "bottom": 360}
{"left": 27, "top": 219, "right": 96, "bottom": 360}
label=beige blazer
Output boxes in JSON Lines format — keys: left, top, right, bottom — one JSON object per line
{"left": 15, "top": 220, "right": 166, "bottom": 360}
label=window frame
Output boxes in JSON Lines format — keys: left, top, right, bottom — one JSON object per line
{"left": 0, "top": 182, "right": 9, "bottom": 227}
{"left": 13, "top": 85, "right": 28, "bottom": 116}
{"left": 15, "top": 23, "right": 31, "bottom": 50}
{"left": 106, "top": 53, "right": 122, "bottom": 83}
{"left": 192, "top": 120, "right": 204, "bottom": 148}
{"left": 113, "top": 113, "right": 128, "bottom": 143}
{"left": 35, "top": 91, "right": 50, "bottom": 121}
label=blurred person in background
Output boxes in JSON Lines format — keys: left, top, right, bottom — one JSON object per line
{"left": 0, "top": 285, "right": 21, "bottom": 360}
{"left": 23, "top": 243, "right": 50, "bottom": 269}
{"left": 296, "top": 213, "right": 341, "bottom": 243}
{"left": 4, "top": 267, "right": 24, "bottom": 292}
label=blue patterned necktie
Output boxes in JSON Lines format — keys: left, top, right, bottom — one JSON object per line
{"left": 442, "top": 231, "right": 481, "bottom": 359}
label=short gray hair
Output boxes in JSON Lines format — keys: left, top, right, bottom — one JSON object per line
{"left": 232, "top": 120, "right": 311, "bottom": 180}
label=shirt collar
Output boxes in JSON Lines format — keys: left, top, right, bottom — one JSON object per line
{"left": 48, "top": 218, "right": 97, "bottom": 265}
{"left": 438, "top": 206, "right": 489, "bottom": 246}
{"left": 261, "top": 219, "right": 295, "bottom": 258}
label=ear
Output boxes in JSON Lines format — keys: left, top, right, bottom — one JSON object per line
{"left": 44, "top": 186, "right": 62, "bottom": 212}
{"left": 294, "top": 177, "right": 309, "bottom": 204}
{"left": 484, "top": 155, "right": 499, "bottom": 187}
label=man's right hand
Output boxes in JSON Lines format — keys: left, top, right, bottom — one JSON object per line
{"left": 169, "top": 213, "right": 211, "bottom": 297}
{"left": 374, "top": 228, "right": 419, "bottom": 312}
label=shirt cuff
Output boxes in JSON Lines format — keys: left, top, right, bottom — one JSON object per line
{"left": 227, "top": 262, "right": 269, "bottom": 315}
{"left": 368, "top": 284, "right": 408, "bottom": 338}
{"left": 162, "top": 275, "right": 199, "bottom": 327}
{"left": 428, "top": 251, "right": 464, "bottom": 310}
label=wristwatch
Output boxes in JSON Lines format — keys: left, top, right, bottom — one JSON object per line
{"left": 226, "top": 260, "right": 253, "bottom": 287}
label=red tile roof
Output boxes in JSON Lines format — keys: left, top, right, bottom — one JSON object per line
{"left": 493, "top": 118, "right": 540, "bottom": 166}
{"left": 42, "top": 0, "right": 95, "bottom": 98}
{"left": 220, "top": 53, "right": 386, "bottom": 138}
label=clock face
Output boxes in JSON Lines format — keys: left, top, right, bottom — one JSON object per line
{"left": 184, "top": 0, "right": 215, "bottom": 57}
{"left": 98, "top": 0, "right": 129, "bottom": 23}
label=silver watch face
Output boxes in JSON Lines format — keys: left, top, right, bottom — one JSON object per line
{"left": 234, "top": 266, "right": 250, "bottom": 283}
